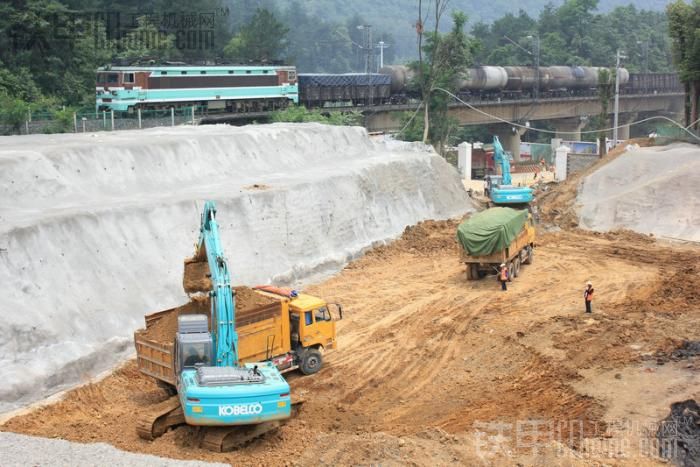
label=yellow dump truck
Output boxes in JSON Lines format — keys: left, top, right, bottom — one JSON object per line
{"left": 134, "top": 286, "right": 342, "bottom": 390}
{"left": 457, "top": 207, "right": 535, "bottom": 281}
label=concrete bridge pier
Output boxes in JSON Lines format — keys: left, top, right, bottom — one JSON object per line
{"left": 553, "top": 117, "right": 586, "bottom": 142}
{"left": 491, "top": 125, "right": 527, "bottom": 161}
{"left": 616, "top": 113, "right": 638, "bottom": 141}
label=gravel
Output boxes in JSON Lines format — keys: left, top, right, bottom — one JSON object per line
{"left": 0, "top": 432, "right": 228, "bottom": 467}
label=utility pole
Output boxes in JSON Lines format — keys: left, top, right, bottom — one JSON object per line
{"left": 377, "top": 40, "right": 390, "bottom": 70}
{"left": 534, "top": 35, "right": 540, "bottom": 101}
{"left": 358, "top": 24, "right": 373, "bottom": 106}
{"left": 612, "top": 49, "right": 627, "bottom": 146}
{"left": 637, "top": 39, "right": 650, "bottom": 73}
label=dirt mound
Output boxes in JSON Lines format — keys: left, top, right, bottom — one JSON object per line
{"left": 141, "top": 287, "right": 276, "bottom": 344}
{"left": 369, "top": 219, "right": 462, "bottom": 258}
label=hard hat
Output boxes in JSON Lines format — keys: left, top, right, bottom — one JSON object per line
{"left": 586, "top": 281, "right": 592, "bottom": 286}
{"left": 500, "top": 263, "right": 506, "bottom": 267}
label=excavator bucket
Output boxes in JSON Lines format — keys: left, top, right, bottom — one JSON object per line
{"left": 183, "top": 257, "right": 211, "bottom": 294}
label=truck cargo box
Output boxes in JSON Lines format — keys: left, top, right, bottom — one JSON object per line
{"left": 457, "top": 207, "right": 528, "bottom": 257}
{"left": 134, "top": 288, "right": 290, "bottom": 385}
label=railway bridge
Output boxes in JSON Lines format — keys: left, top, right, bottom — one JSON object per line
{"left": 363, "top": 91, "right": 685, "bottom": 159}
{"left": 204, "top": 91, "right": 684, "bottom": 160}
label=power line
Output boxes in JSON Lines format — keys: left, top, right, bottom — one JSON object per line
{"left": 432, "top": 87, "right": 700, "bottom": 141}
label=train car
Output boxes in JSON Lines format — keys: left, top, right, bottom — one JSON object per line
{"left": 626, "top": 73, "right": 683, "bottom": 94}
{"left": 380, "top": 64, "right": 630, "bottom": 99}
{"left": 297, "top": 73, "right": 391, "bottom": 107}
{"left": 96, "top": 65, "right": 298, "bottom": 113}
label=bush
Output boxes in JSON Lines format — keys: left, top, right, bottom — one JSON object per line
{"left": 0, "top": 94, "right": 30, "bottom": 134}
{"left": 271, "top": 105, "right": 363, "bottom": 126}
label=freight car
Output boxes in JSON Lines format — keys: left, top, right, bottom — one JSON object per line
{"left": 297, "top": 73, "right": 391, "bottom": 107}
{"left": 626, "top": 73, "right": 683, "bottom": 94}
{"left": 96, "top": 64, "right": 298, "bottom": 113}
{"left": 380, "top": 64, "right": 631, "bottom": 99}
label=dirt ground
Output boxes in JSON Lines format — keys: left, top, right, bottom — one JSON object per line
{"left": 3, "top": 151, "right": 700, "bottom": 465}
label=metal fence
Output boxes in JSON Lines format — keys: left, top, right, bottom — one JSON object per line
{"left": 1, "top": 107, "right": 204, "bottom": 136}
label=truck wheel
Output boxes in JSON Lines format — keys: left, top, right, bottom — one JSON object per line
{"left": 300, "top": 348, "right": 323, "bottom": 375}
{"left": 507, "top": 262, "right": 514, "bottom": 282}
{"left": 470, "top": 264, "right": 479, "bottom": 281}
{"left": 514, "top": 258, "right": 521, "bottom": 277}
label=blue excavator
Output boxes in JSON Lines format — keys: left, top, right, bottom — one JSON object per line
{"left": 136, "top": 201, "right": 294, "bottom": 451}
{"left": 484, "top": 136, "right": 534, "bottom": 206}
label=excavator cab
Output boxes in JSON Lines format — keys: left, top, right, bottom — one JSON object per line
{"left": 174, "top": 315, "right": 213, "bottom": 372}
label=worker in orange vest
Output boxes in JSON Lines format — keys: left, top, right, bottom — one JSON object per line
{"left": 584, "top": 281, "right": 594, "bottom": 313}
{"left": 499, "top": 263, "right": 508, "bottom": 291}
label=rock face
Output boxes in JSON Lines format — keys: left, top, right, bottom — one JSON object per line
{"left": 578, "top": 143, "right": 700, "bottom": 241}
{"left": 0, "top": 123, "right": 473, "bottom": 412}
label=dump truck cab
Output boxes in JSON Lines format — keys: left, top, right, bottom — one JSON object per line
{"left": 288, "top": 293, "right": 340, "bottom": 351}
{"left": 254, "top": 286, "right": 342, "bottom": 375}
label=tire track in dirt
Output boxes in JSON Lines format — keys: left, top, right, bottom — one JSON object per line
{"left": 3, "top": 220, "right": 699, "bottom": 466}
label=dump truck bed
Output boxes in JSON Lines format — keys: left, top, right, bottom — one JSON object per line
{"left": 134, "top": 289, "right": 291, "bottom": 385}
{"left": 462, "top": 227, "right": 531, "bottom": 264}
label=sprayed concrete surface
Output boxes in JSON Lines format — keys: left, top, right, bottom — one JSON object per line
{"left": 0, "top": 123, "right": 472, "bottom": 413}
{"left": 578, "top": 143, "right": 700, "bottom": 241}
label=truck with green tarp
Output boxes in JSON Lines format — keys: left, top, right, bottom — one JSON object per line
{"left": 457, "top": 207, "right": 536, "bottom": 281}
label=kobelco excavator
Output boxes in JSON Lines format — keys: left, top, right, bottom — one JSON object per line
{"left": 136, "top": 201, "right": 295, "bottom": 451}
{"left": 485, "top": 136, "right": 534, "bottom": 206}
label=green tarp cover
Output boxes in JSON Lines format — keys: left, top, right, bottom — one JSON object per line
{"left": 456, "top": 207, "right": 528, "bottom": 257}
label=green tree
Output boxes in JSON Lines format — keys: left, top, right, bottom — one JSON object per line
{"left": 116, "top": 16, "right": 176, "bottom": 63}
{"left": 667, "top": 0, "right": 700, "bottom": 128}
{"left": 409, "top": 6, "right": 475, "bottom": 150}
{"left": 595, "top": 68, "right": 614, "bottom": 154}
{"left": 224, "top": 9, "right": 288, "bottom": 63}
{"left": 0, "top": 94, "right": 30, "bottom": 134}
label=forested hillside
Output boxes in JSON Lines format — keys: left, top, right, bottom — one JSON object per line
{"left": 273, "top": 0, "right": 670, "bottom": 59}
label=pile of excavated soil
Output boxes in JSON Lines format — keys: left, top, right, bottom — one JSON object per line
{"left": 141, "top": 287, "right": 276, "bottom": 344}
{"left": 578, "top": 143, "right": 700, "bottom": 241}
{"left": 5, "top": 213, "right": 700, "bottom": 465}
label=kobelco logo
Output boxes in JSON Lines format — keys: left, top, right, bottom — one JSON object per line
{"left": 218, "top": 403, "right": 263, "bottom": 416}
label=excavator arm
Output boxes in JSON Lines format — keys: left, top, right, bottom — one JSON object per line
{"left": 196, "top": 201, "right": 238, "bottom": 367}
{"left": 492, "top": 136, "right": 512, "bottom": 186}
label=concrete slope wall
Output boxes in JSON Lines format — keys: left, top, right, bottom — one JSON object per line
{"left": 578, "top": 143, "right": 700, "bottom": 241}
{"left": 0, "top": 123, "right": 472, "bottom": 412}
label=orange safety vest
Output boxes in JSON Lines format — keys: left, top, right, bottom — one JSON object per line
{"left": 500, "top": 267, "right": 508, "bottom": 281}
{"left": 585, "top": 287, "right": 594, "bottom": 301}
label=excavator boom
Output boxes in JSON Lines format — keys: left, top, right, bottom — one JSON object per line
{"left": 197, "top": 201, "right": 237, "bottom": 367}
{"left": 489, "top": 136, "right": 533, "bottom": 205}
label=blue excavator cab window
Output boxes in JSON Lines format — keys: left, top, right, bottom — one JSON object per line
{"left": 304, "top": 311, "right": 313, "bottom": 326}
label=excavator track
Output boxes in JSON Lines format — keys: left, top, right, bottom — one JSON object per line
{"left": 200, "top": 398, "right": 304, "bottom": 452}
{"left": 136, "top": 396, "right": 185, "bottom": 441}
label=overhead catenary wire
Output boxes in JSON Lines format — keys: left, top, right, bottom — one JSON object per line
{"left": 431, "top": 87, "right": 700, "bottom": 142}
